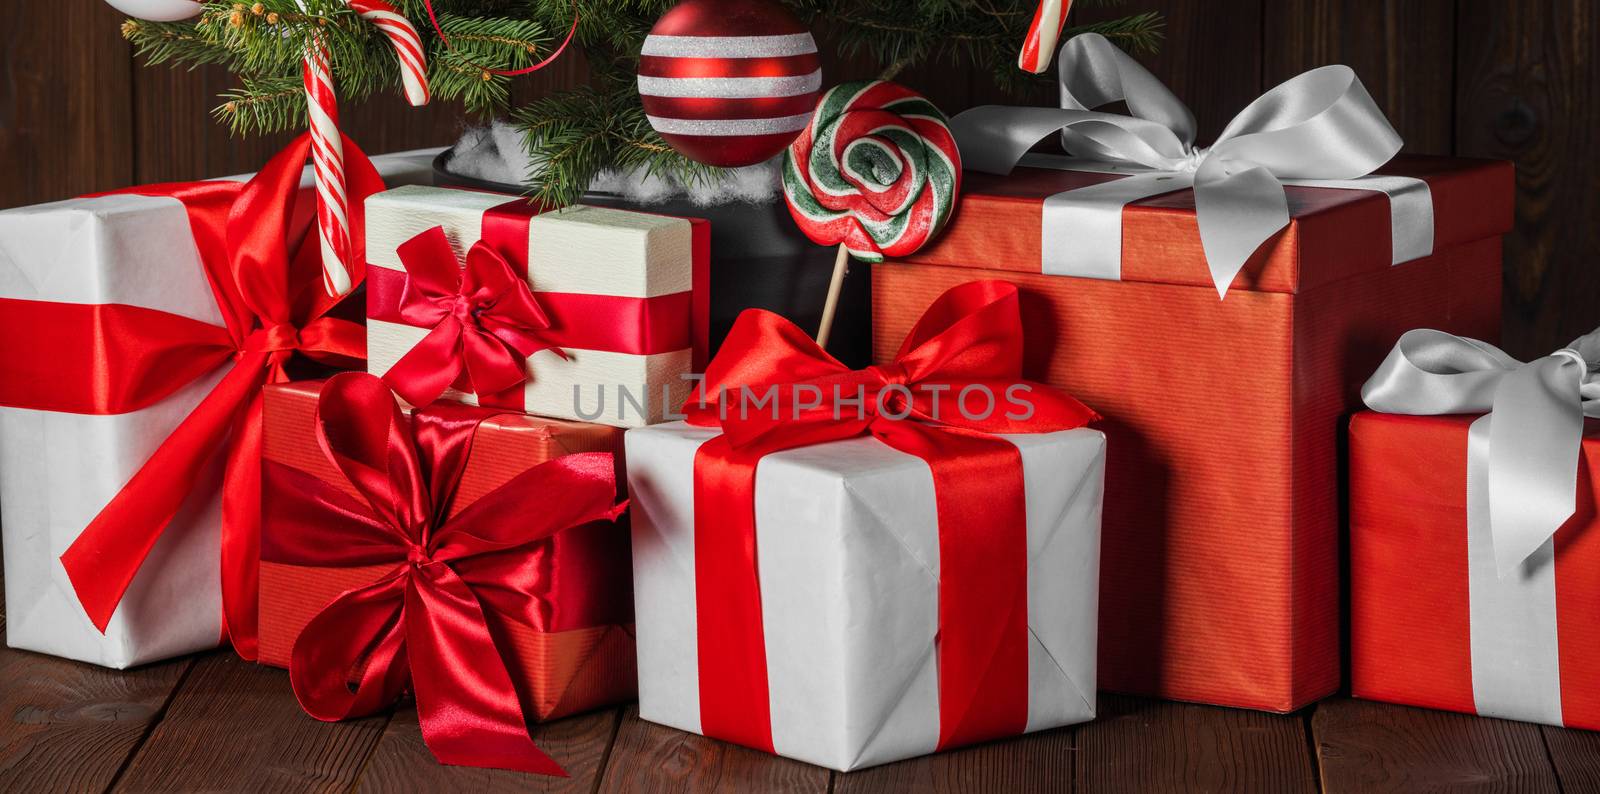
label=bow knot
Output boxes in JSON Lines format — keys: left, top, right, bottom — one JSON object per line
{"left": 867, "top": 361, "right": 911, "bottom": 388}
{"left": 383, "top": 227, "right": 565, "bottom": 408}
{"left": 242, "top": 324, "right": 305, "bottom": 371}
{"left": 1363, "top": 327, "right": 1600, "bottom": 575}
{"left": 1176, "top": 146, "right": 1208, "bottom": 174}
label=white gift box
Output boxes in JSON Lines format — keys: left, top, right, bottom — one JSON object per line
{"left": 0, "top": 148, "right": 440, "bottom": 668}
{"left": 364, "top": 186, "right": 705, "bottom": 427}
{"left": 626, "top": 421, "right": 1106, "bottom": 771}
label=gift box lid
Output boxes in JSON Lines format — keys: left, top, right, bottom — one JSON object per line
{"left": 901, "top": 154, "right": 1513, "bottom": 295}
{"left": 366, "top": 185, "right": 699, "bottom": 299}
{"left": 262, "top": 380, "right": 625, "bottom": 511}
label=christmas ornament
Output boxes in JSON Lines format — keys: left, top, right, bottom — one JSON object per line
{"left": 638, "top": 0, "right": 821, "bottom": 167}
{"left": 781, "top": 80, "right": 961, "bottom": 347}
{"left": 1018, "top": 0, "right": 1074, "bottom": 73}
{"left": 303, "top": 0, "right": 429, "bottom": 296}
{"left": 103, "top": 0, "right": 200, "bottom": 21}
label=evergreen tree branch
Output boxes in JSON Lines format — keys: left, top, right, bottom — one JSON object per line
{"left": 214, "top": 75, "right": 306, "bottom": 135}
{"left": 428, "top": 15, "right": 552, "bottom": 116}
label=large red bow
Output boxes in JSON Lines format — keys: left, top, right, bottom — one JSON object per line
{"left": 683, "top": 279, "right": 1097, "bottom": 753}
{"left": 381, "top": 226, "right": 565, "bottom": 407}
{"left": 0, "top": 132, "right": 384, "bottom": 658}
{"left": 264, "top": 372, "right": 626, "bottom": 775}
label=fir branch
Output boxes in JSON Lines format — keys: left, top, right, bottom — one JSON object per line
{"left": 1070, "top": 12, "right": 1164, "bottom": 55}
{"left": 214, "top": 75, "right": 306, "bottom": 135}
{"left": 513, "top": 86, "right": 724, "bottom": 208}
{"left": 122, "top": 17, "right": 235, "bottom": 67}
{"left": 427, "top": 15, "right": 551, "bottom": 117}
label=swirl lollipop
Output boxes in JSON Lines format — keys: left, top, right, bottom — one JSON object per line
{"left": 782, "top": 80, "right": 961, "bottom": 348}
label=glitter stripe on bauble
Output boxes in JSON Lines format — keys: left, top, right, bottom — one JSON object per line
{"left": 637, "top": 0, "right": 821, "bottom": 167}
{"left": 782, "top": 80, "right": 961, "bottom": 262}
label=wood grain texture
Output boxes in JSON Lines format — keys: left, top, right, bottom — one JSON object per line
{"left": 352, "top": 706, "right": 620, "bottom": 794}
{"left": 0, "top": 647, "right": 188, "bottom": 793}
{"left": 597, "top": 706, "right": 831, "bottom": 794}
{"left": 1455, "top": 0, "right": 1600, "bottom": 357}
{"left": 1076, "top": 694, "right": 1317, "bottom": 793}
{"left": 832, "top": 727, "right": 1073, "bottom": 793}
{"left": 1312, "top": 698, "right": 1558, "bottom": 793}
{"left": 1264, "top": 0, "right": 1456, "bottom": 154}
{"left": 1540, "top": 725, "right": 1600, "bottom": 792}
{"left": 111, "top": 655, "right": 387, "bottom": 793}
{"left": 1076, "top": 0, "right": 1264, "bottom": 141}
{"left": 0, "top": 0, "right": 134, "bottom": 209}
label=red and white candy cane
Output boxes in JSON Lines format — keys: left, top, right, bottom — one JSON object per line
{"left": 1017, "top": 0, "right": 1073, "bottom": 74}
{"left": 303, "top": 0, "right": 429, "bottom": 297}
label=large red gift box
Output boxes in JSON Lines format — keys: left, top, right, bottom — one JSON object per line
{"left": 258, "top": 380, "right": 636, "bottom": 721}
{"left": 1350, "top": 412, "right": 1600, "bottom": 728}
{"left": 872, "top": 155, "right": 1511, "bottom": 711}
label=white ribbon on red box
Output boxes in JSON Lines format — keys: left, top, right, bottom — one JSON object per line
{"left": 1363, "top": 327, "right": 1600, "bottom": 725}
{"left": 952, "top": 33, "right": 1435, "bottom": 297}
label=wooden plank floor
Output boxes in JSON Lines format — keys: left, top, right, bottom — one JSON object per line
{"left": 5, "top": 581, "right": 1599, "bottom": 792}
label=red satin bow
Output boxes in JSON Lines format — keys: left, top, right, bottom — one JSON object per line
{"left": 382, "top": 226, "right": 565, "bottom": 407}
{"left": 0, "top": 133, "right": 384, "bottom": 659}
{"left": 266, "top": 372, "right": 625, "bottom": 775}
{"left": 683, "top": 279, "right": 1098, "bottom": 753}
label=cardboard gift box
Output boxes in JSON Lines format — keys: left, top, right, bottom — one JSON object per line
{"left": 626, "top": 421, "right": 1105, "bottom": 771}
{"left": 258, "top": 380, "right": 637, "bottom": 720}
{"left": 872, "top": 154, "right": 1511, "bottom": 711}
{"left": 0, "top": 148, "right": 440, "bottom": 668}
{"left": 1350, "top": 412, "right": 1600, "bottom": 729}
{"left": 364, "top": 186, "right": 709, "bottom": 427}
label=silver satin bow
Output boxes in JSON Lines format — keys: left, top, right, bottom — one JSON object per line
{"left": 951, "top": 33, "right": 1404, "bottom": 297}
{"left": 1363, "top": 328, "right": 1600, "bottom": 576}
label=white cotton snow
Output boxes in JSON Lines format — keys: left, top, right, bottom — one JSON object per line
{"left": 445, "top": 122, "right": 783, "bottom": 207}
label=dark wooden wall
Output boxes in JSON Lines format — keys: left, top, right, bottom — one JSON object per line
{"left": 2, "top": 0, "right": 1593, "bottom": 357}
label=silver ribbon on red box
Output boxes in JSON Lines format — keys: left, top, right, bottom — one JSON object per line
{"left": 1362, "top": 327, "right": 1600, "bottom": 725}
{"left": 952, "top": 33, "right": 1435, "bottom": 298}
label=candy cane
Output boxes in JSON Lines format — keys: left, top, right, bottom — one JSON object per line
{"left": 1017, "top": 0, "right": 1073, "bottom": 74}
{"left": 302, "top": 0, "right": 429, "bottom": 297}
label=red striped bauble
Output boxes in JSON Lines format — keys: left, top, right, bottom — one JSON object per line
{"left": 638, "top": 0, "right": 821, "bottom": 167}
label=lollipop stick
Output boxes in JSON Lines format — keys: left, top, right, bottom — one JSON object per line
{"left": 816, "top": 243, "right": 850, "bottom": 349}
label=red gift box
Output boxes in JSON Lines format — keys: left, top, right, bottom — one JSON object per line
{"left": 258, "top": 380, "right": 636, "bottom": 722}
{"left": 872, "top": 155, "right": 1511, "bottom": 711}
{"left": 1350, "top": 412, "right": 1600, "bottom": 728}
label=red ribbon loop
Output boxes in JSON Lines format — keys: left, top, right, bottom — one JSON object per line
{"left": 683, "top": 279, "right": 1098, "bottom": 753}
{"left": 270, "top": 372, "right": 626, "bottom": 775}
{"left": 27, "top": 132, "right": 387, "bottom": 659}
{"left": 382, "top": 226, "right": 565, "bottom": 407}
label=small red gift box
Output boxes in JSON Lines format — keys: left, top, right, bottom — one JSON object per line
{"left": 873, "top": 155, "right": 1511, "bottom": 711}
{"left": 1350, "top": 412, "right": 1600, "bottom": 729}
{"left": 258, "top": 380, "right": 636, "bottom": 722}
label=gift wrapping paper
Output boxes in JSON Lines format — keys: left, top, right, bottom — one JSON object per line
{"left": 1350, "top": 412, "right": 1600, "bottom": 729}
{"left": 626, "top": 421, "right": 1105, "bottom": 771}
{"left": 364, "top": 186, "right": 709, "bottom": 427}
{"left": 258, "top": 380, "right": 637, "bottom": 720}
{"left": 872, "top": 155, "right": 1511, "bottom": 712}
{"left": 0, "top": 150, "right": 439, "bottom": 669}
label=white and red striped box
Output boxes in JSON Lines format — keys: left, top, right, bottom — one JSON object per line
{"left": 364, "top": 186, "right": 709, "bottom": 427}
{"left": 0, "top": 149, "right": 440, "bottom": 668}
